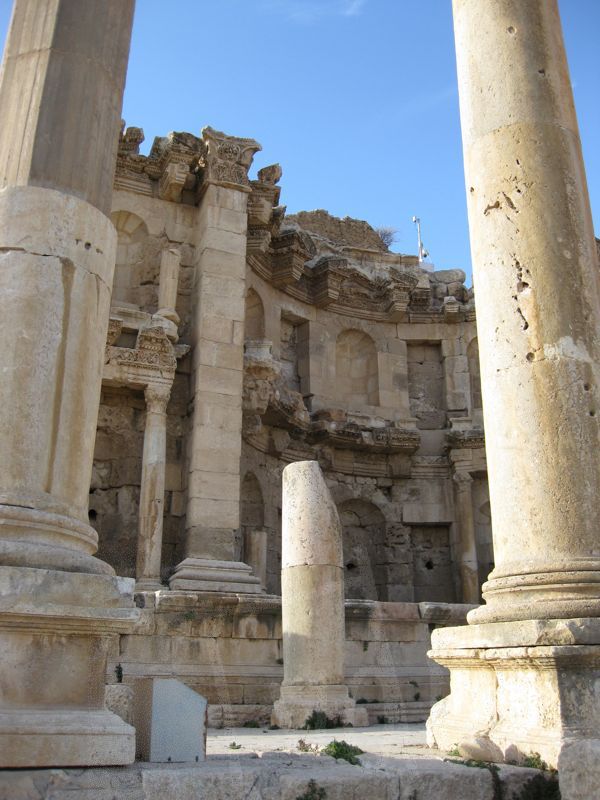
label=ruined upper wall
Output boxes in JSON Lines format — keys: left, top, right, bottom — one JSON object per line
{"left": 284, "top": 210, "right": 389, "bottom": 253}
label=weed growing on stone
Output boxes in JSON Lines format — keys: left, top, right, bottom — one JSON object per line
{"left": 297, "top": 738, "right": 320, "bottom": 753}
{"left": 228, "top": 741, "right": 242, "bottom": 750}
{"left": 242, "top": 720, "right": 261, "bottom": 728}
{"left": 321, "top": 739, "right": 364, "bottom": 765}
{"left": 296, "top": 779, "right": 327, "bottom": 800}
{"left": 303, "top": 710, "right": 341, "bottom": 730}
{"left": 522, "top": 753, "right": 548, "bottom": 771}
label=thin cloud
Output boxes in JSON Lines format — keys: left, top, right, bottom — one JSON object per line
{"left": 259, "top": 0, "right": 368, "bottom": 24}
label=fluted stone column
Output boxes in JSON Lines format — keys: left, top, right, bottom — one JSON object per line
{"left": 427, "top": 0, "right": 600, "bottom": 771}
{"left": 452, "top": 472, "right": 479, "bottom": 604}
{"left": 271, "top": 461, "right": 367, "bottom": 729}
{"left": 170, "top": 128, "right": 263, "bottom": 594}
{"left": 135, "top": 384, "right": 171, "bottom": 591}
{"left": 0, "top": 0, "right": 138, "bottom": 766}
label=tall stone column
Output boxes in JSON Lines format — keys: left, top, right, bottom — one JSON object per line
{"left": 170, "top": 128, "right": 263, "bottom": 593}
{"left": 271, "top": 461, "right": 368, "bottom": 728}
{"left": 0, "top": 0, "right": 138, "bottom": 766}
{"left": 452, "top": 472, "right": 479, "bottom": 604}
{"left": 136, "top": 383, "right": 171, "bottom": 591}
{"left": 428, "top": 0, "right": 600, "bottom": 770}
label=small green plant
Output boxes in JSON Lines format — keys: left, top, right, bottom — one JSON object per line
{"left": 269, "top": 724, "right": 280, "bottom": 730}
{"left": 447, "top": 745, "right": 461, "bottom": 757}
{"left": 242, "top": 720, "right": 261, "bottom": 728}
{"left": 321, "top": 739, "right": 364, "bottom": 766}
{"left": 228, "top": 741, "right": 242, "bottom": 750}
{"left": 303, "top": 710, "right": 341, "bottom": 730}
{"left": 276, "top": 657, "right": 284, "bottom": 665}
{"left": 377, "top": 714, "right": 389, "bottom": 724}
{"left": 362, "top": 641, "right": 369, "bottom": 652}
{"left": 182, "top": 610, "right": 196, "bottom": 621}
{"left": 522, "top": 753, "right": 548, "bottom": 771}
{"left": 355, "top": 697, "right": 369, "bottom": 704}
{"left": 296, "top": 779, "right": 327, "bottom": 800}
{"left": 413, "top": 692, "right": 421, "bottom": 701}
{"left": 297, "top": 738, "right": 320, "bottom": 753}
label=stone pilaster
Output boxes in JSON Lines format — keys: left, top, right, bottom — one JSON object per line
{"left": 428, "top": 0, "right": 600, "bottom": 771}
{"left": 272, "top": 461, "right": 368, "bottom": 728}
{"left": 452, "top": 472, "right": 479, "bottom": 604}
{"left": 0, "top": 0, "right": 138, "bottom": 766}
{"left": 135, "top": 383, "right": 171, "bottom": 591}
{"left": 169, "top": 127, "right": 263, "bottom": 593}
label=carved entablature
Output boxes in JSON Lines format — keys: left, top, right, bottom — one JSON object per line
{"left": 312, "top": 257, "right": 346, "bottom": 307}
{"left": 309, "top": 418, "right": 420, "bottom": 454}
{"left": 196, "top": 126, "right": 261, "bottom": 194}
{"left": 104, "top": 319, "right": 188, "bottom": 391}
{"left": 271, "top": 230, "right": 312, "bottom": 287}
{"left": 446, "top": 428, "right": 485, "bottom": 450}
{"left": 115, "top": 124, "right": 203, "bottom": 202}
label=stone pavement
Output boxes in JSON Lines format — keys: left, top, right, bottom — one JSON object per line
{"left": 0, "top": 724, "right": 558, "bottom": 799}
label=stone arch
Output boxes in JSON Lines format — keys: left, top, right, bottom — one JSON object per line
{"left": 467, "top": 337, "right": 482, "bottom": 413}
{"left": 110, "top": 210, "right": 149, "bottom": 307}
{"left": 245, "top": 288, "right": 265, "bottom": 340}
{"left": 335, "top": 329, "right": 379, "bottom": 407}
{"left": 338, "top": 498, "right": 387, "bottom": 600}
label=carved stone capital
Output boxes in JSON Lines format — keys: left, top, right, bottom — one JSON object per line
{"left": 199, "top": 126, "right": 261, "bottom": 193}
{"left": 144, "top": 383, "right": 171, "bottom": 413}
{"left": 453, "top": 471, "right": 474, "bottom": 490}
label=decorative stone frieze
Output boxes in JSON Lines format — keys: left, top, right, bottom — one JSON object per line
{"left": 197, "top": 126, "right": 261, "bottom": 194}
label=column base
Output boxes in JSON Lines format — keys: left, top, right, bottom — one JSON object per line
{"left": 169, "top": 558, "right": 263, "bottom": 593}
{"left": 271, "top": 685, "right": 369, "bottom": 729}
{"left": 0, "top": 709, "right": 135, "bottom": 767}
{"left": 0, "top": 565, "right": 138, "bottom": 767}
{"left": 426, "top": 618, "right": 600, "bottom": 769}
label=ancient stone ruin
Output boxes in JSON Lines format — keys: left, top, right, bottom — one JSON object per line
{"left": 0, "top": 0, "right": 598, "bottom": 798}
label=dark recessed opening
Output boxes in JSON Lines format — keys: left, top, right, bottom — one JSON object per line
{"left": 88, "top": 509, "right": 97, "bottom": 521}
{"left": 346, "top": 562, "right": 357, "bottom": 571}
{"left": 425, "top": 560, "right": 434, "bottom": 570}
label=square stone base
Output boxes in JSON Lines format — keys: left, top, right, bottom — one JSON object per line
{"left": 169, "top": 559, "right": 263, "bottom": 593}
{"left": 271, "top": 684, "right": 369, "bottom": 729}
{"left": 426, "top": 617, "right": 600, "bottom": 769}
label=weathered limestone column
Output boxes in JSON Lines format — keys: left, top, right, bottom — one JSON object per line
{"left": 243, "top": 528, "right": 268, "bottom": 589}
{"left": 452, "top": 472, "right": 479, "bottom": 604}
{"left": 170, "top": 128, "right": 263, "bottom": 593}
{"left": 272, "top": 461, "right": 368, "bottom": 728}
{"left": 135, "top": 383, "right": 171, "bottom": 591}
{"left": 0, "top": 0, "right": 138, "bottom": 766}
{"left": 428, "top": 0, "right": 600, "bottom": 771}
{"left": 157, "top": 246, "right": 181, "bottom": 328}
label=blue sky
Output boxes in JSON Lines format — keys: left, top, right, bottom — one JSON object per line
{"left": 0, "top": 1, "right": 598, "bottom": 284}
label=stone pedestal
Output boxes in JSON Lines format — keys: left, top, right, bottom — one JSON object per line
{"left": 271, "top": 461, "right": 367, "bottom": 729}
{"left": 171, "top": 128, "right": 264, "bottom": 594}
{"left": 428, "top": 0, "right": 600, "bottom": 772}
{"left": 427, "top": 620, "right": 600, "bottom": 769}
{"left": 0, "top": 0, "right": 138, "bottom": 766}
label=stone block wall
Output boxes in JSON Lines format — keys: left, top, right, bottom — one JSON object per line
{"left": 107, "top": 594, "right": 463, "bottom": 728}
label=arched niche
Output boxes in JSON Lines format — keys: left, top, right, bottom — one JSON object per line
{"left": 335, "top": 329, "right": 379, "bottom": 408}
{"left": 245, "top": 288, "right": 266, "bottom": 341}
{"left": 110, "top": 210, "right": 149, "bottom": 306}
{"left": 338, "top": 498, "right": 387, "bottom": 601}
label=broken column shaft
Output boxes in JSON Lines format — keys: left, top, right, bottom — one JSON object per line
{"left": 272, "top": 460, "right": 367, "bottom": 729}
